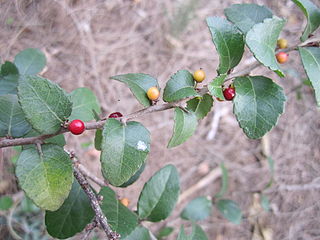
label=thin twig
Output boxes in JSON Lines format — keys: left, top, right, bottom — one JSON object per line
{"left": 73, "top": 163, "right": 120, "bottom": 240}
{"left": 0, "top": 35, "right": 318, "bottom": 149}
{"left": 71, "top": 155, "right": 107, "bottom": 187}
{"left": 177, "top": 167, "right": 221, "bottom": 204}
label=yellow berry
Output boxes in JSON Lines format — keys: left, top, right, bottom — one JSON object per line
{"left": 120, "top": 198, "right": 130, "bottom": 207}
{"left": 277, "top": 38, "right": 288, "bottom": 49}
{"left": 147, "top": 86, "right": 160, "bottom": 101}
{"left": 193, "top": 69, "right": 206, "bottom": 83}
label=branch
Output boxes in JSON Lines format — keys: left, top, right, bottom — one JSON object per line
{"left": 0, "top": 35, "right": 318, "bottom": 149}
{"left": 72, "top": 154, "right": 107, "bottom": 187}
{"left": 73, "top": 164, "right": 120, "bottom": 240}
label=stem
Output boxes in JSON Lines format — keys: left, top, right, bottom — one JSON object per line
{"left": 73, "top": 165, "right": 120, "bottom": 240}
{"left": 0, "top": 35, "right": 318, "bottom": 149}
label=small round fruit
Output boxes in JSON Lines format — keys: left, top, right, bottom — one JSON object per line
{"left": 276, "top": 52, "right": 288, "bottom": 64}
{"left": 147, "top": 86, "right": 160, "bottom": 101}
{"left": 68, "top": 119, "right": 85, "bottom": 135}
{"left": 193, "top": 69, "right": 206, "bottom": 83}
{"left": 277, "top": 38, "right": 288, "bottom": 49}
{"left": 109, "top": 112, "right": 123, "bottom": 118}
{"left": 120, "top": 198, "right": 130, "bottom": 207}
{"left": 223, "top": 87, "right": 236, "bottom": 101}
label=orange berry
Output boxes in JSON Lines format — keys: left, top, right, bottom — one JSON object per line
{"left": 120, "top": 198, "right": 130, "bottom": 207}
{"left": 193, "top": 69, "right": 206, "bottom": 83}
{"left": 277, "top": 38, "right": 288, "bottom": 49}
{"left": 147, "top": 86, "right": 160, "bottom": 101}
{"left": 276, "top": 52, "right": 288, "bottom": 64}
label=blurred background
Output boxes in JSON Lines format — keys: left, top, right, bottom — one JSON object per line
{"left": 1, "top": 0, "right": 320, "bottom": 239}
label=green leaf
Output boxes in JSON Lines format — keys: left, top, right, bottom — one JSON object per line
{"left": 157, "top": 227, "right": 174, "bottom": 239}
{"left": 292, "top": 0, "right": 320, "bottom": 41}
{"left": 45, "top": 180, "right": 94, "bottom": 239}
{"left": 233, "top": 76, "right": 286, "bottom": 139}
{"left": 208, "top": 74, "right": 227, "bottom": 100}
{"left": 186, "top": 94, "right": 214, "bottom": 120}
{"left": 299, "top": 47, "right": 320, "bottom": 106}
{"left": 14, "top": 48, "right": 46, "bottom": 75}
{"left": 15, "top": 144, "right": 73, "bottom": 211}
{"left": 100, "top": 119, "right": 150, "bottom": 186}
{"left": 260, "top": 194, "right": 270, "bottom": 211}
{"left": 224, "top": 4, "right": 273, "bottom": 34}
{"left": 180, "top": 196, "right": 212, "bottom": 221}
{"left": 0, "top": 196, "right": 13, "bottom": 210}
{"left": 216, "top": 199, "right": 242, "bottom": 224}
{"left": 163, "top": 70, "right": 199, "bottom": 102}
{"left": 206, "top": 17, "right": 245, "bottom": 74}
{"left": 123, "top": 226, "right": 151, "bottom": 240}
{"left": 177, "top": 224, "right": 208, "bottom": 240}
{"left": 246, "top": 16, "right": 286, "bottom": 77}
{"left": 119, "top": 163, "right": 146, "bottom": 188}
{"left": 94, "top": 129, "right": 102, "bottom": 151}
{"left": 18, "top": 75, "right": 72, "bottom": 134}
{"left": 111, "top": 73, "right": 159, "bottom": 107}
{"left": 215, "top": 163, "right": 228, "bottom": 198}
{"left": 168, "top": 108, "right": 197, "bottom": 148}
{"left": 0, "top": 61, "right": 19, "bottom": 95}
{"left": 0, "top": 94, "right": 32, "bottom": 137}
{"left": 100, "top": 186, "right": 138, "bottom": 238}
{"left": 69, "top": 87, "right": 101, "bottom": 121}
{"left": 138, "top": 165, "right": 180, "bottom": 222}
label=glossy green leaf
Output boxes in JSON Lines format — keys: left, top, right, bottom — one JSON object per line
{"left": 215, "top": 163, "right": 228, "bottom": 198}
{"left": 94, "top": 129, "right": 102, "bottom": 151}
{"left": 0, "top": 94, "right": 32, "bottom": 137}
{"left": 246, "top": 16, "right": 286, "bottom": 77}
{"left": 18, "top": 75, "right": 72, "bottom": 134}
{"left": 186, "top": 94, "right": 213, "bottom": 120}
{"left": 123, "top": 226, "right": 151, "bottom": 240}
{"left": 292, "top": 0, "right": 320, "bottom": 41}
{"left": 69, "top": 87, "right": 101, "bottom": 121}
{"left": 208, "top": 74, "right": 227, "bottom": 100}
{"left": 0, "top": 196, "right": 13, "bottom": 211}
{"left": 0, "top": 61, "right": 19, "bottom": 95}
{"left": 180, "top": 196, "right": 212, "bottom": 221}
{"left": 168, "top": 108, "right": 197, "bottom": 148}
{"left": 260, "top": 194, "right": 270, "bottom": 211}
{"left": 111, "top": 73, "right": 159, "bottom": 107}
{"left": 216, "top": 199, "right": 242, "bottom": 224}
{"left": 100, "top": 187, "right": 138, "bottom": 238}
{"left": 157, "top": 227, "right": 174, "bottom": 239}
{"left": 233, "top": 76, "right": 286, "bottom": 139}
{"left": 206, "top": 17, "right": 245, "bottom": 74}
{"left": 15, "top": 144, "right": 73, "bottom": 211}
{"left": 299, "top": 47, "right": 320, "bottom": 106}
{"left": 45, "top": 180, "right": 94, "bottom": 239}
{"left": 138, "top": 165, "right": 180, "bottom": 222}
{"left": 119, "top": 163, "right": 146, "bottom": 188}
{"left": 177, "top": 224, "right": 208, "bottom": 240}
{"left": 100, "top": 119, "right": 150, "bottom": 186}
{"left": 224, "top": 4, "right": 273, "bottom": 34}
{"left": 14, "top": 48, "right": 46, "bottom": 75}
{"left": 163, "top": 70, "right": 198, "bottom": 102}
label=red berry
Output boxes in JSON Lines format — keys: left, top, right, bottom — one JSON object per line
{"left": 275, "top": 52, "right": 288, "bottom": 64}
{"left": 108, "top": 112, "right": 123, "bottom": 118}
{"left": 68, "top": 119, "right": 85, "bottom": 135}
{"left": 223, "top": 87, "right": 236, "bottom": 101}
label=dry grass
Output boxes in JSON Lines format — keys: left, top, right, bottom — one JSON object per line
{"left": 1, "top": 0, "right": 320, "bottom": 239}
